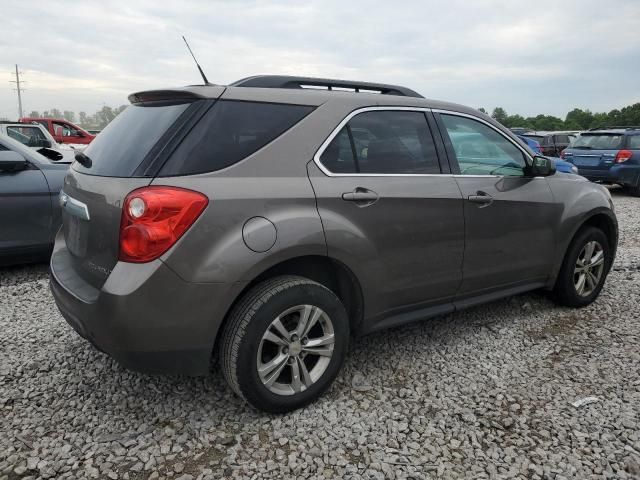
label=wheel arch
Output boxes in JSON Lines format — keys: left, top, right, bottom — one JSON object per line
{"left": 549, "top": 208, "right": 618, "bottom": 287}
{"left": 213, "top": 254, "right": 365, "bottom": 353}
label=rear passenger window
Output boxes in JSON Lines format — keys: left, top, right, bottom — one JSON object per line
{"left": 318, "top": 110, "right": 440, "bottom": 174}
{"left": 319, "top": 127, "right": 357, "bottom": 173}
{"left": 555, "top": 135, "right": 569, "bottom": 144}
{"left": 160, "top": 100, "right": 314, "bottom": 176}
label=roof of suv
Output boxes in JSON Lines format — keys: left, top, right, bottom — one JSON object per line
{"left": 129, "top": 75, "right": 483, "bottom": 119}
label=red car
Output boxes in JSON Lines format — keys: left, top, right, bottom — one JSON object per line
{"left": 19, "top": 118, "right": 95, "bottom": 146}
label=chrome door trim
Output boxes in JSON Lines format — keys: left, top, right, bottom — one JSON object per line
{"left": 312, "top": 106, "right": 534, "bottom": 178}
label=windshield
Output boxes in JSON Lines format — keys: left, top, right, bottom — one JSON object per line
{"left": 572, "top": 134, "right": 624, "bottom": 150}
{"left": 74, "top": 102, "right": 191, "bottom": 177}
{"left": 6, "top": 126, "right": 49, "bottom": 147}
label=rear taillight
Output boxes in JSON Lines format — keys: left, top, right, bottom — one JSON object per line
{"left": 615, "top": 149, "right": 633, "bottom": 163}
{"left": 119, "top": 186, "right": 208, "bottom": 263}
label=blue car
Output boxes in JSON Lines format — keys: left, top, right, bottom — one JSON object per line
{"left": 562, "top": 128, "right": 640, "bottom": 196}
{"left": 516, "top": 134, "right": 578, "bottom": 174}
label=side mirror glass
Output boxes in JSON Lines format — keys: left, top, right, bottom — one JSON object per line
{"left": 0, "top": 151, "right": 29, "bottom": 173}
{"left": 528, "top": 155, "right": 556, "bottom": 177}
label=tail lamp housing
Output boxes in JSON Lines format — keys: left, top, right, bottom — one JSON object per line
{"left": 119, "top": 186, "right": 208, "bottom": 263}
{"left": 615, "top": 149, "right": 633, "bottom": 163}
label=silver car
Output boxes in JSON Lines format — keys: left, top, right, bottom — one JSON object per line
{"left": 50, "top": 76, "right": 617, "bottom": 412}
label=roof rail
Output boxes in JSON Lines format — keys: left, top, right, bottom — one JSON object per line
{"left": 230, "top": 75, "right": 424, "bottom": 98}
{"left": 588, "top": 125, "right": 640, "bottom": 131}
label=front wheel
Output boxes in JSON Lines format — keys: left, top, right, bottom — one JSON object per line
{"left": 553, "top": 226, "right": 612, "bottom": 307}
{"left": 220, "top": 276, "right": 349, "bottom": 413}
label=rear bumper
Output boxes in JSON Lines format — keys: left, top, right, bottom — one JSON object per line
{"left": 578, "top": 164, "right": 640, "bottom": 187}
{"left": 50, "top": 240, "right": 247, "bottom": 375}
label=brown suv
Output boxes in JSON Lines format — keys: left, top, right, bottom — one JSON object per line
{"left": 50, "top": 76, "right": 617, "bottom": 412}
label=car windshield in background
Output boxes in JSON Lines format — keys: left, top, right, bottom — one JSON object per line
{"left": 74, "top": 102, "right": 191, "bottom": 177}
{"left": 571, "top": 134, "right": 623, "bottom": 150}
{"left": 524, "top": 135, "right": 544, "bottom": 142}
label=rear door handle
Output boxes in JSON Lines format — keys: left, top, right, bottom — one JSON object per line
{"left": 467, "top": 192, "right": 493, "bottom": 207}
{"left": 342, "top": 188, "right": 379, "bottom": 206}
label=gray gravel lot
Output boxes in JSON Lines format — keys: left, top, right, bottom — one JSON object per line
{"left": 1, "top": 189, "right": 639, "bottom": 480}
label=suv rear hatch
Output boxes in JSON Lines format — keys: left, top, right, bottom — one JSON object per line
{"left": 564, "top": 132, "right": 624, "bottom": 172}
{"left": 58, "top": 88, "right": 223, "bottom": 291}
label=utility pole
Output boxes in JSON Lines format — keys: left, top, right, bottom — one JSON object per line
{"left": 10, "top": 64, "right": 25, "bottom": 119}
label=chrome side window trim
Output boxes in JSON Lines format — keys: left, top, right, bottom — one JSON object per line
{"left": 312, "top": 106, "right": 533, "bottom": 178}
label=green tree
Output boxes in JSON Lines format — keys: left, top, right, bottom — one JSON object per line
{"left": 478, "top": 107, "right": 487, "bottom": 114}
{"left": 491, "top": 107, "right": 508, "bottom": 125}
{"left": 50, "top": 108, "right": 63, "bottom": 119}
{"left": 28, "top": 110, "right": 40, "bottom": 118}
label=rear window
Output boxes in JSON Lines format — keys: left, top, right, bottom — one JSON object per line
{"left": 159, "top": 100, "right": 314, "bottom": 176}
{"left": 628, "top": 135, "right": 640, "bottom": 149}
{"left": 73, "top": 103, "right": 190, "bottom": 176}
{"left": 572, "top": 134, "right": 624, "bottom": 150}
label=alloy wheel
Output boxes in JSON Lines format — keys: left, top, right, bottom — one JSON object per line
{"left": 573, "top": 240, "right": 605, "bottom": 297}
{"left": 257, "top": 305, "right": 335, "bottom": 396}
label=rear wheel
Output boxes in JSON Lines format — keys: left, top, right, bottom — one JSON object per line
{"left": 625, "top": 184, "right": 640, "bottom": 197}
{"left": 553, "top": 226, "right": 611, "bottom": 307}
{"left": 220, "top": 276, "right": 349, "bottom": 413}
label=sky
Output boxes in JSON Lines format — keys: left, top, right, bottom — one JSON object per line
{"left": 1, "top": 0, "right": 638, "bottom": 120}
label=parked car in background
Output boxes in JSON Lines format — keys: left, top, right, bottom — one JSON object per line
{"left": 20, "top": 117, "right": 95, "bottom": 147}
{"left": 50, "top": 75, "right": 617, "bottom": 412}
{"left": 516, "top": 134, "right": 578, "bottom": 174}
{"left": 524, "top": 132, "right": 578, "bottom": 157}
{"left": 562, "top": 127, "right": 640, "bottom": 196}
{"left": 0, "top": 122, "right": 75, "bottom": 162}
{"left": 0, "top": 132, "right": 71, "bottom": 266}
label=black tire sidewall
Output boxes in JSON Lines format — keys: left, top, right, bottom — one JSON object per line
{"left": 235, "top": 282, "right": 349, "bottom": 413}
{"left": 556, "top": 227, "right": 611, "bottom": 307}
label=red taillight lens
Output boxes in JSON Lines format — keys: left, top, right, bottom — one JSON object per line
{"left": 119, "top": 186, "right": 208, "bottom": 263}
{"left": 615, "top": 149, "right": 633, "bottom": 163}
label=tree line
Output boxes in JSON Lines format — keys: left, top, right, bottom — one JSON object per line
{"left": 480, "top": 102, "right": 640, "bottom": 131}
{"left": 25, "top": 105, "right": 128, "bottom": 130}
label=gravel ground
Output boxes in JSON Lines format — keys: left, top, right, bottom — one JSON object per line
{"left": 1, "top": 189, "right": 639, "bottom": 480}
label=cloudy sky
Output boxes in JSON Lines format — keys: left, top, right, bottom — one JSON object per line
{"left": 1, "top": 0, "right": 638, "bottom": 120}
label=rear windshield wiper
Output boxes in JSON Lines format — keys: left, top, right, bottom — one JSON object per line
{"left": 572, "top": 146, "right": 592, "bottom": 150}
{"left": 74, "top": 151, "right": 92, "bottom": 167}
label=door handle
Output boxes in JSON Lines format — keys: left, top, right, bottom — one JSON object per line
{"left": 342, "top": 188, "right": 379, "bottom": 206}
{"left": 467, "top": 192, "right": 493, "bottom": 207}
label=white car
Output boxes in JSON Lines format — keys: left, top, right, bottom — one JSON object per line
{"left": 0, "top": 122, "right": 75, "bottom": 162}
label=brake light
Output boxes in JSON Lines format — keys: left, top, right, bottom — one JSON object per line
{"left": 615, "top": 149, "right": 633, "bottom": 163}
{"left": 119, "top": 186, "right": 208, "bottom": 263}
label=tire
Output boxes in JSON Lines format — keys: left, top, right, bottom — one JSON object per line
{"left": 625, "top": 184, "right": 640, "bottom": 197}
{"left": 552, "top": 226, "right": 612, "bottom": 307}
{"left": 220, "top": 275, "right": 349, "bottom": 413}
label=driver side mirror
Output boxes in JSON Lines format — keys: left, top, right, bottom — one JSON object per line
{"left": 0, "top": 151, "right": 29, "bottom": 173}
{"left": 528, "top": 155, "right": 556, "bottom": 177}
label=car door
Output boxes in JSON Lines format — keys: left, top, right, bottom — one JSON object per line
{"left": 307, "top": 108, "right": 465, "bottom": 328}
{"left": 0, "top": 142, "right": 53, "bottom": 255}
{"left": 434, "top": 111, "right": 560, "bottom": 299}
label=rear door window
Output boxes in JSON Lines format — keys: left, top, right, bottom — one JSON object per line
{"left": 159, "top": 101, "right": 314, "bottom": 176}
{"left": 318, "top": 110, "right": 441, "bottom": 174}
{"left": 73, "top": 103, "right": 191, "bottom": 177}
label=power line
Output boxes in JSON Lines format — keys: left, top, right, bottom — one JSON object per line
{"left": 9, "top": 64, "right": 26, "bottom": 119}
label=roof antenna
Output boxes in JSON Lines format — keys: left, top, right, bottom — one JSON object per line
{"left": 182, "top": 36, "right": 210, "bottom": 85}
